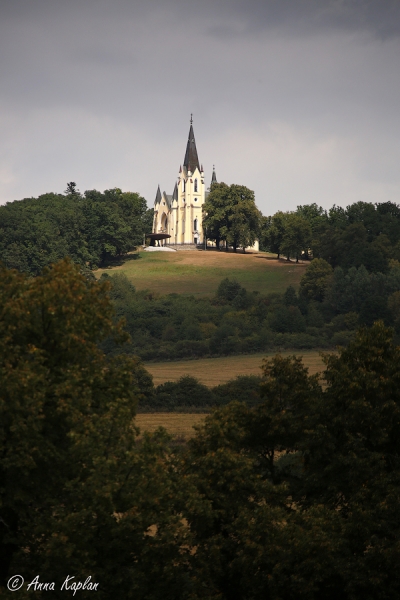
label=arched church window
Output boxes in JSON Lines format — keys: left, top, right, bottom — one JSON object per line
{"left": 183, "top": 180, "right": 186, "bottom": 192}
{"left": 194, "top": 179, "right": 198, "bottom": 192}
{"left": 194, "top": 218, "right": 198, "bottom": 231}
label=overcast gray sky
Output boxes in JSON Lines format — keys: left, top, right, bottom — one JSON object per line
{"left": 1, "top": 0, "right": 400, "bottom": 215}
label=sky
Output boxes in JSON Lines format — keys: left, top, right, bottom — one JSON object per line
{"left": 1, "top": 0, "right": 400, "bottom": 215}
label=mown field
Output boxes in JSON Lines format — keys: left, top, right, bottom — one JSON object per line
{"left": 96, "top": 249, "right": 307, "bottom": 296}
{"left": 135, "top": 413, "right": 206, "bottom": 438}
{"left": 145, "top": 349, "right": 326, "bottom": 386}
{"left": 138, "top": 350, "right": 328, "bottom": 437}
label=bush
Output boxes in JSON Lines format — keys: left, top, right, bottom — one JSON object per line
{"left": 212, "top": 375, "right": 263, "bottom": 407}
{"left": 269, "top": 306, "right": 306, "bottom": 334}
{"left": 331, "top": 330, "right": 356, "bottom": 347}
{"left": 150, "top": 376, "right": 215, "bottom": 411}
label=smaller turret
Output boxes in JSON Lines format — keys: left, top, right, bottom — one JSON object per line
{"left": 154, "top": 185, "right": 162, "bottom": 205}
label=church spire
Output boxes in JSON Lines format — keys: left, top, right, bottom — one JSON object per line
{"left": 211, "top": 165, "right": 217, "bottom": 185}
{"left": 183, "top": 115, "right": 200, "bottom": 174}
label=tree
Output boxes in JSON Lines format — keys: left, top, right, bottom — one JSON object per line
{"left": 280, "top": 213, "right": 312, "bottom": 262}
{"left": 296, "top": 203, "right": 327, "bottom": 259}
{"left": 0, "top": 259, "right": 192, "bottom": 598}
{"left": 299, "top": 258, "right": 333, "bottom": 302}
{"left": 202, "top": 183, "right": 261, "bottom": 252}
{"left": 0, "top": 188, "right": 152, "bottom": 275}
{"left": 64, "top": 181, "right": 80, "bottom": 196}
{"left": 226, "top": 185, "right": 261, "bottom": 252}
{"left": 183, "top": 324, "right": 400, "bottom": 598}
{"left": 153, "top": 376, "right": 214, "bottom": 410}
{"left": 216, "top": 277, "right": 244, "bottom": 302}
{"left": 263, "top": 211, "right": 288, "bottom": 258}
{"left": 202, "top": 182, "right": 230, "bottom": 249}
{"left": 299, "top": 323, "right": 400, "bottom": 598}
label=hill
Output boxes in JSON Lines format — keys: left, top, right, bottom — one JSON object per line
{"left": 95, "top": 249, "right": 307, "bottom": 296}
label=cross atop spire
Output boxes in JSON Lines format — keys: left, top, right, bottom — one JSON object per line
{"left": 183, "top": 118, "right": 200, "bottom": 174}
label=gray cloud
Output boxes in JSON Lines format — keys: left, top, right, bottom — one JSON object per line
{"left": 0, "top": 0, "right": 400, "bottom": 213}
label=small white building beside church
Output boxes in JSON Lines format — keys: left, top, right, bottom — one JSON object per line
{"left": 152, "top": 118, "right": 216, "bottom": 246}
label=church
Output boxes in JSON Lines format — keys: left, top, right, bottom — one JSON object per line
{"left": 152, "top": 118, "right": 216, "bottom": 246}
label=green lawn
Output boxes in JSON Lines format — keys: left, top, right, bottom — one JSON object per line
{"left": 96, "top": 249, "right": 307, "bottom": 296}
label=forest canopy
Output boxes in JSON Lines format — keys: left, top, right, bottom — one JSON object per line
{"left": 0, "top": 187, "right": 153, "bottom": 275}
{"left": 1, "top": 259, "right": 400, "bottom": 598}
{"left": 262, "top": 201, "right": 400, "bottom": 270}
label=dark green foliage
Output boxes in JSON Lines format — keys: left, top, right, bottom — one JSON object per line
{"left": 299, "top": 258, "right": 333, "bottom": 301}
{"left": 183, "top": 323, "right": 400, "bottom": 598}
{"left": 0, "top": 259, "right": 193, "bottom": 599}
{"left": 266, "top": 201, "right": 400, "bottom": 274}
{"left": 146, "top": 376, "right": 215, "bottom": 411}
{"left": 283, "top": 284, "right": 298, "bottom": 306}
{"left": 4, "top": 258, "right": 400, "bottom": 598}
{"left": 217, "top": 277, "right": 243, "bottom": 302}
{"left": 359, "top": 295, "right": 391, "bottom": 327}
{"left": 101, "top": 261, "right": 400, "bottom": 361}
{"left": 269, "top": 305, "right": 306, "bottom": 333}
{"left": 212, "top": 375, "right": 263, "bottom": 408}
{"left": 202, "top": 182, "right": 261, "bottom": 251}
{"left": 140, "top": 375, "right": 265, "bottom": 414}
{"left": 0, "top": 188, "right": 152, "bottom": 274}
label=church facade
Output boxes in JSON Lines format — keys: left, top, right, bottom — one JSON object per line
{"left": 152, "top": 119, "right": 216, "bottom": 245}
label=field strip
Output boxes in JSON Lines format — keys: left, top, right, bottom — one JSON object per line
{"left": 145, "top": 350, "right": 327, "bottom": 387}
{"left": 135, "top": 413, "right": 205, "bottom": 438}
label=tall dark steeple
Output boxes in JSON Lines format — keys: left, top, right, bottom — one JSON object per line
{"left": 211, "top": 165, "right": 217, "bottom": 186}
{"left": 183, "top": 115, "right": 200, "bottom": 174}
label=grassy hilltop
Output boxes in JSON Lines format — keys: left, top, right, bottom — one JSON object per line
{"left": 96, "top": 249, "right": 307, "bottom": 296}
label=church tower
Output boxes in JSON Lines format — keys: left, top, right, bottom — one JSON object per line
{"left": 153, "top": 116, "right": 206, "bottom": 245}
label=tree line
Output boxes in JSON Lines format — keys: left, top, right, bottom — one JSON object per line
{"left": 2, "top": 259, "right": 400, "bottom": 599}
{"left": 100, "top": 259, "right": 400, "bottom": 361}
{"left": 137, "top": 374, "right": 264, "bottom": 412}
{"left": 0, "top": 185, "right": 153, "bottom": 275}
{"left": 262, "top": 201, "right": 400, "bottom": 269}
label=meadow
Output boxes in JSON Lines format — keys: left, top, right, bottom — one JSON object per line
{"left": 96, "top": 249, "right": 307, "bottom": 296}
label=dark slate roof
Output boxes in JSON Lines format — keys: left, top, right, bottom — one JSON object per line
{"left": 211, "top": 166, "right": 217, "bottom": 185}
{"left": 183, "top": 124, "right": 200, "bottom": 174}
{"left": 172, "top": 182, "right": 178, "bottom": 201}
{"left": 162, "top": 191, "right": 172, "bottom": 210}
{"left": 154, "top": 185, "right": 162, "bottom": 206}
